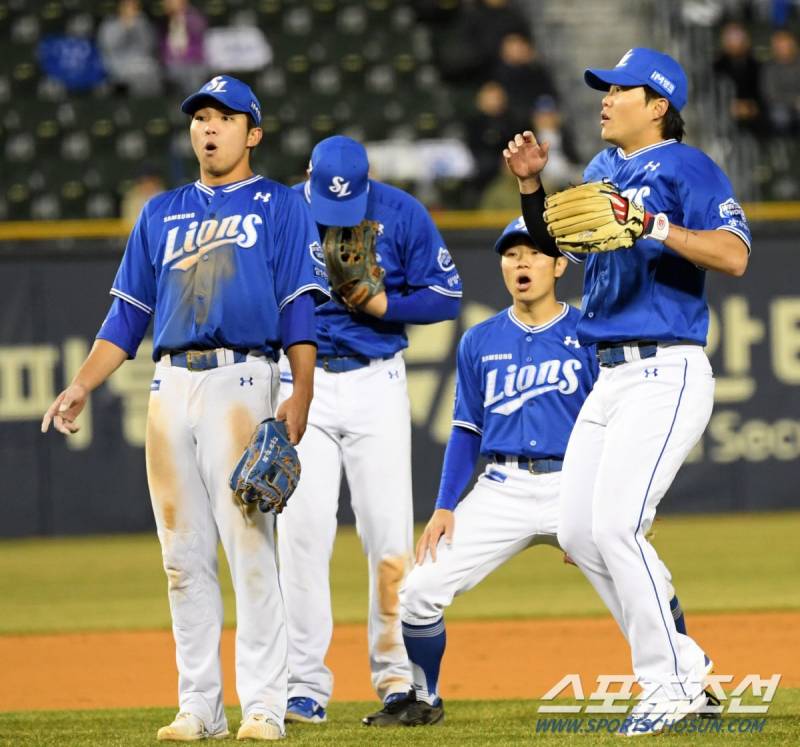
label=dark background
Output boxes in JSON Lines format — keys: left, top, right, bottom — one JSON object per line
{"left": 1, "top": 225, "right": 798, "bottom": 537}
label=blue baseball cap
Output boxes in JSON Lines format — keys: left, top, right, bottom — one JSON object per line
{"left": 308, "top": 135, "right": 369, "bottom": 227}
{"left": 494, "top": 217, "right": 534, "bottom": 254}
{"left": 181, "top": 75, "right": 262, "bottom": 125}
{"left": 584, "top": 48, "right": 688, "bottom": 111}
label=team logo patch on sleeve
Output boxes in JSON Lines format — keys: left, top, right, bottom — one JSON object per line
{"left": 437, "top": 246, "right": 455, "bottom": 271}
{"left": 309, "top": 240, "right": 325, "bottom": 266}
{"left": 718, "top": 198, "right": 748, "bottom": 228}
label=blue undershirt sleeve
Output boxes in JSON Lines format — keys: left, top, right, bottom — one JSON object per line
{"left": 382, "top": 287, "right": 460, "bottom": 325}
{"left": 434, "top": 425, "right": 482, "bottom": 511}
{"left": 279, "top": 292, "right": 318, "bottom": 349}
{"left": 96, "top": 297, "right": 151, "bottom": 358}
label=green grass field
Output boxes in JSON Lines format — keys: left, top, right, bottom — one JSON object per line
{"left": 1, "top": 512, "right": 798, "bottom": 635}
{"left": 1, "top": 512, "right": 799, "bottom": 744}
{"left": 0, "top": 693, "right": 797, "bottom": 747}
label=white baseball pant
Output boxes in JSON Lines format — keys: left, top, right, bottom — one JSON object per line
{"left": 146, "top": 356, "right": 287, "bottom": 733}
{"left": 277, "top": 353, "right": 413, "bottom": 706}
{"left": 558, "top": 344, "right": 714, "bottom": 701}
{"left": 400, "top": 464, "right": 561, "bottom": 626}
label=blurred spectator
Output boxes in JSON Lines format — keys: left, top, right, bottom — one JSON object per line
{"left": 494, "top": 33, "right": 558, "bottom": 123}
{"left": 466, "top": 81, "right": 523, "bottom": 200}
{"left": 712, "top": 21, "right": 765, "bottom": 134}
{"left": 161, "top": 0, "right": 208, "bottom": 93}
{"left": 38, "top": 35, "right": 105, "bottom": 92}
{"left": 474, "top": 0, "right": 530, "bottom": 59}
{"left": 478, "top": 156, "right": 523, "bottom": 210}
{"left": 414, "top": 0, "right": 529, "bottom": 84}
{"left": 529, "top": 95, "right": 582, "bottom": 191}
{"left": 98, "top": 0, "right": 161, "bottom": 97}
{"left": 761, "top": 28, "right": 800, "bottom": 134}
{"left": 122, "top": 164, "right": 165, "bottom": 225}
{"left": 205, "top": 14, "right": 272, "bottom": 73}
{"left": 479, "top": 94, "right": 580, "bottom": 208}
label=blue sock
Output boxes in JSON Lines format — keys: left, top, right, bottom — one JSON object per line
{"left": 670, "top": 594, "right": 687, "bottom": 635}
{"left": 402, "top": 618, "right": 445, "bottom": 706}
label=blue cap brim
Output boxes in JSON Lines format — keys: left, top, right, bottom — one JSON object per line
{"left": 584, "top": 68, "right": 647, "bottom": 92}
{"left": 494, "top": 231, "right": 533, "bottom": 254}
{"left": 182, "top": 91, "right": 223, "bottom": 114}
{"left": 309, "top": 189, "right": 369, "bottom": 227}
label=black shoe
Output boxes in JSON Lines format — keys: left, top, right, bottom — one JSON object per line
{"left": 699, "top": 689, "right": 722, "bottom": 720}
{"left": 361, "top": 692, "right": 414, "bottom": 727}
{"left": 398, "top": 696, "right": 444, "bottom": 726}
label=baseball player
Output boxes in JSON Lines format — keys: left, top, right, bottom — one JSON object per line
{"left": 505, "top": 48, "right": 750, "bottom": 735}
{"left": 276, "top": 135, "right": 463, "bottom": 726}
{"left": 392, "top": 219, "right": 698, "bottom": 727}
{"left": 394, "top": 217, "right": 596, "bottom": 725}
{"left": 41, "top": 75, "right": 328, "bottom": 741}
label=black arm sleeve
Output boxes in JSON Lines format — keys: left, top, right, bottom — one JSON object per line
{"left": 520, "top": 189, "right": 560, "bottom": 258}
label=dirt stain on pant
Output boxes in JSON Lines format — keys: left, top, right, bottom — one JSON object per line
{"left": 376, "top": 555, "right": 408, "bottom": 654}
{"left": 228, "top": 403, "right": 259, "bottom": 520}
{"left": 146, "top": 397, "right": 179, "bottom": 531}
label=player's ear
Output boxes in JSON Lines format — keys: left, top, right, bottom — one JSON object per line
{"left": 247, "top": 127, "right": 263, "bottom": 149}
{"left": 554, "top": 255, "right": 568, "bottom": 279}
{"left": 649, "top": 96, "right": 669, "bottom": 121}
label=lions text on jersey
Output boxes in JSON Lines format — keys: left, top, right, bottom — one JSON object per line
{"left": 454, "top": 304, "right": 598, "bottom": 458}
{"left": 112, "top": 175, "right": 328, "bottom": 358}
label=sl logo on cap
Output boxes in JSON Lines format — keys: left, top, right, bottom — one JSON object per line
{"left": 329, "top": 176, "right": 352, "bottom": 197}
{"left": 616, "top": 49, "right": 634, "bottom": 67}
{"left": 205, "top": 75, "right": 228, "bottom": 92}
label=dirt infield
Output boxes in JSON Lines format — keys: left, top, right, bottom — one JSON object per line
{"left": 1, "top": 612, "right": 796, "bottom": 711}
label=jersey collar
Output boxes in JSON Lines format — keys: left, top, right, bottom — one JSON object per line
{"left": 507, "top": 303, "right": 568, "bottom": 334}
{"left": 616, "top": 139, "right": 677, "bottom": 160}
{"left": 193, "top": 174, "right": 264, "bottom": 196}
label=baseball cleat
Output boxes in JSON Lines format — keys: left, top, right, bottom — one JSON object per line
{"left": 285, "top": 696, "right": 327, "bottom": 724}
{"left": 361, "top": 691, "right": 414, "bottom": 726}
{"left": 620, "top": 690, "right": 708, "bottom": 737}
{"left": 398, "top": 694, "right": 444, "bottom": 726}
{"left": 698, "top": 689, "right": 723, "bottom": 720}
{"left": 236, "top": 713, "right": 283, "bottom": 740}
{"left": 156, "top": 712, "right": 229, "bottom": 741}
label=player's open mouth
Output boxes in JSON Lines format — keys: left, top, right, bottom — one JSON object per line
{"left": 204, "top": 143, "right": 218, "bottom": 154}
{"left": 601, "top": 113, "right": 610, "bottom": 125}
{"left": 516, "top": 274, "right": 532, "bottom": 291}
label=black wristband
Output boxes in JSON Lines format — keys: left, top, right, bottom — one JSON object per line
{"left": 520, "top": 189, "right": 560, "bottom": 258}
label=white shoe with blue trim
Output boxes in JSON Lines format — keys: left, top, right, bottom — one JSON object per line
{"left": 285, "top": 696, "right": 327, "bottom": 724}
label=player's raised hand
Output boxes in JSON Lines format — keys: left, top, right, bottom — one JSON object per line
{"left": 41, "top": 383, "right": 88, "bottom": 435}
{"left": 503, "top": 131, "right": 549, "bottom": 190}
{"left": 415, "top": 508, "right": 455, "bottom": 564}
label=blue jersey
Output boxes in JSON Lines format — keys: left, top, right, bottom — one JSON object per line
{"left": 578, "top": 139, "right": 751, "bottom": 345}
{"left": 453, "top": 304, "right": 598, "bottom": 459}
{"left": 295, "top": 179, "right": 463, "bottom": 357}
{"left": 111, "top": 175, "right": 328, "bottom": 360}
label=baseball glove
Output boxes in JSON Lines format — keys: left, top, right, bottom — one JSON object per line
{"left": 543, "top": 180, "right": 647, "bottom": 253}
{"left": 322, "top": 220, "right": 385, "bottom": 310}
{"left": 229, "top": 419, "right": 300, "bottom": 514}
